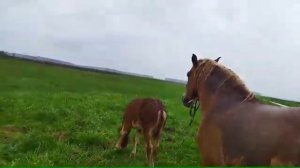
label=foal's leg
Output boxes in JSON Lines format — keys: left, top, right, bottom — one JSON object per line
{"left": 153, "top": 113, "right": 166, "bottom": 161}
{"left": 130, "top": 131, "right": 139, "bottom": 157}
{"left": 115, "top": 124, "right": 131, "bottom": 149}
{"left": 152, "top": 131, "right": 161, "bottom": 160}
{"left": 144, "top": 130, "right": 154, "bottom": 166}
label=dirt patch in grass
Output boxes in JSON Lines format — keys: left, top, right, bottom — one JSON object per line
{"left": 0, "top": 125, "right": 25, "bottom": 141}
{"left": 51, "top": 132, "right": 69, "bottom": 142}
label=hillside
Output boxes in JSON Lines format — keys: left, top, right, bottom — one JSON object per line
{"left": 1, "top": 51, "right": 154, "bottom": 79}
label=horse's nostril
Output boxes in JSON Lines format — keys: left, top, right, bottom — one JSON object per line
{"left": 182, "top": 96, "right": 192, "bottom": 107}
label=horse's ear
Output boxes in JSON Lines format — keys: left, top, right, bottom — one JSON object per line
{"left": 215, "top": 57, "right": 221, "bottom": 62}
{"left": 192, "top": 54, "right": 198, "bottom": 66}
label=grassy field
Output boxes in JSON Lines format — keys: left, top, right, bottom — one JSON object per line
{"left": 0, "top": 54, "right": 299, "bottom": 166}
{"left": 0, "top": 55, "right": 201, "bottom": 166}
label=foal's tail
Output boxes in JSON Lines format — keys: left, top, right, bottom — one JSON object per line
{"left": 153, "top": 110, "right": 167, "bottom": 138}
{"left": 161, "top": 110, "right": 167, "bottom": 128}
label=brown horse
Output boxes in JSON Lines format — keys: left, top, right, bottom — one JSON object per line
{"left": 115, "top": 98, "right": 167, "bottom": 166}
{"left": 182, "top": 54, "right": 300, "bottom": 166}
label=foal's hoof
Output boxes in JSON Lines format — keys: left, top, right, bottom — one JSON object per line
{"left": 130, "top": 152, "right": 136, "bottom": 158}
{"left": 147, "top": 163, "right": 154, "bottom": 167}
{"left": 115, "top": 144, "right": 122, "bottom": 150}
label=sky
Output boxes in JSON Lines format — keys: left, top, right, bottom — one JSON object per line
{"left": 0, "top": 0, "right": 300, "bottom": 101}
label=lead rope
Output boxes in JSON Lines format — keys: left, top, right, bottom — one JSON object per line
{"left": 188, "top": 100, "right": 200, "bottom": 126}
{"left": 174, "top": 100, "right": 200, "bottom": 156}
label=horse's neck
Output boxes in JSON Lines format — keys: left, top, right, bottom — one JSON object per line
{"left": 198, "top": 66, "right": 257, "bottom": 113}
{"left": 199, "top": 86, "right": 256, "bottom": 114}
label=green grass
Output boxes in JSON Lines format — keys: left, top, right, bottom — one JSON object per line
{"left": 257, "top": 95, "right": 300, "bottom": 107}
{"left": 0, "top": 54, "right": 299, "bottom": 166}
{"left": 0, "top": 55, "right": 200, "bottom": 166}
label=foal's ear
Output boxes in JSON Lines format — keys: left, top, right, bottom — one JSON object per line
{"left": 215, "top": 57, "right": 221, "bottom": 62}
{"left": 192, "top": 54, "right": 198, "bottom": 66}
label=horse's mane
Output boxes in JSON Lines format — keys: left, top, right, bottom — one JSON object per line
{"left": 196, "top": 59, "right": 253, "bottom": 98}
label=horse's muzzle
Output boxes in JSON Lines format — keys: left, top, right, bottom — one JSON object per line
{"left": 182, "top": 95, "right": 193, "bottom": 107}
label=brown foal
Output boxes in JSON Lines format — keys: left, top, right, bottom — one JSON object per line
{"left": 115, "top": 98, "right": 167, "bottom": 166}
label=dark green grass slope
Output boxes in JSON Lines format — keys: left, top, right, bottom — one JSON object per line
{"left": 0, "top": 56, "right": 200, "bottom": 166}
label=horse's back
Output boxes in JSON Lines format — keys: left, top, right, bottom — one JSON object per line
{"left": 221, "top": 103, "right": 300, "bottom": 165}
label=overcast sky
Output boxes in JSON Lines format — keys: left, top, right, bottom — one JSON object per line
{"left": 0, "top": 0, "right": 300, "bottom": 101}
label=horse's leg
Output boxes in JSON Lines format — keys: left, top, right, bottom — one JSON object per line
{"left": 144, "top": 129, "right": 154, "bottom": 166}
{"left": 198, "top": 122, "right": 225, "bottom": 166}
{"left": 226, "top": 156, "right": 245, "bottom": 166}
{"left": 130, "top": 131, "right": 139, "bottom": 157}
{"left": 115, "top": 124, "right": 131, "bottom": 149}
{"left": 270, "top": 156, "right": 294, "bottom": 166}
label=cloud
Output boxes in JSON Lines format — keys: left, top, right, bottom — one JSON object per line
{"left": 0, "top": 0, "right": 300, "bottom": 101}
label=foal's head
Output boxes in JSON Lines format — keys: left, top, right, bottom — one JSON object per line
{"left": 116, "top": 126, "right": 129, "bottom": 149}
{"left": 182, "top": 54, "right": 221, "bottom": 107}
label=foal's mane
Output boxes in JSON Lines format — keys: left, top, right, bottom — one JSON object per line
{"left": 196, "top": 59, "right": 254, "bottom": 101}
